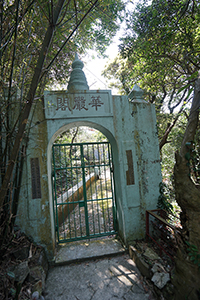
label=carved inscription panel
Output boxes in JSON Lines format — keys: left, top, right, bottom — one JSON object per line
{"left": 44, "top": 90, "right": 113, "bottom": 119}
{"left": 126, "top": 150, "right": 135, "bottom": 185}
{"left": 31, "top": 158, "right": 42, "bottom": 199}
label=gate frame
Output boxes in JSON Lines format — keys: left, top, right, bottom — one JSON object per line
{"left": 47, "top": 121, "right": 122, "bottom": 248}
{"left": 52, "top": 141, "right": 117, "bottom": 243}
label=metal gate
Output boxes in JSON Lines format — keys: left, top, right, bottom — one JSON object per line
{"left": 52, "top": 142, "right": 117, "bottom": 243}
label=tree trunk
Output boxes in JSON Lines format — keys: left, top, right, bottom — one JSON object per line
{"left": 173, "top": 73, "right": 200, "bottom": 300}
{"left": 0, "top": 0, "right": 66, "bottom": 208}
{"left": 0, "top": 0, "right": 100, "bottom": 209}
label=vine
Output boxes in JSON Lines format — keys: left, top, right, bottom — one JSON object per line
{"left": 185, "top": 139, "right": 200, "bottom": 184}
{"left": 157, "top": 182, "right": 173, "bottom": 214}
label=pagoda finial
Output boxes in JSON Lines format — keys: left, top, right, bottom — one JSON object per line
{"left": 67, "top": 53, "right": 89, "bottom": 92}
{"left": 128, "top": 84, "right": 146, "bottom": 102}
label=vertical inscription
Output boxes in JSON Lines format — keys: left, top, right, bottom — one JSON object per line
{"left": 31, "top": 158, "right": 42, "bottom": 199}
{"left": 126, "top": 150, "right": 135, "bottom": 185}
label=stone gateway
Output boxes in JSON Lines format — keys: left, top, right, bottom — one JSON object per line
{"left": 16, "top": 54, "right": 162, "bottom": 260}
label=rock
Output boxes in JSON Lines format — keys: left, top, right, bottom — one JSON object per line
{"left": 29, "top": 248, "right": 48, "bottom": 275}
{"left": 28, "top": 248, "right": 48, "bottom": 296}
{"left": 151, "top": 272, "right": 170, "bottom": 289}
{"left": 38, "top": 249, "right": 49, "bottom": 274}
{"left": 32, "top": 291, "right": 45, "bottom": 300}
{"left": 32, "top": 291, "right": 40, "bottom": 300}
{"left": 32, "top": 280, "right": 43, "bottom": 295}
{"left": 151, "top": 263, "right": 165, "bottom": 274}
{"left": 143, "top": 247, "right": 161, "bottom": 261}
{"left": 29, "top": 266, "right": 46, "bottom": 287}
{"left": 129, "top": 246, "right": 152, "bottom": 279}
{"left": 14, "top": 261, "right": 29, "bottom": 284}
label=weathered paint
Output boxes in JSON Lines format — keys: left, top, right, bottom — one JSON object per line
{"left": 16, "top": 99, "right": 55, "bottom": 259}
{"left": 16, "top": 92, "right": 161, "bottom": 259}
{"left": 16, "top": 57, "right": 162, "bottom": 260}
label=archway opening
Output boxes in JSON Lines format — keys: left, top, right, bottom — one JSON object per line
{"left": 51, "top": 126, "right": 117, "bottom": 243}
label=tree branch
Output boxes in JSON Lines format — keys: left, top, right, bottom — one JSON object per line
{"left": 159, "top": 113, "right": 181, "bottom": 150}
{"left": 41, "top": 0, "right": 99, "bottom": 77}
{"left": 0, "top": 0, "right": 66, "bottom": 208}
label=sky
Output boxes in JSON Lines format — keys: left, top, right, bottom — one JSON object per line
{"left": 53, "top": 2, "right": 137, "bottom": 94}
{"left": 82, "top": 1, "right": 137, "bottom": 94}
{"left": 52, "top": 33, "right": 121, "bottom": 93}
{"left": 82, "top": 37, "right": 120, "bottom": 94}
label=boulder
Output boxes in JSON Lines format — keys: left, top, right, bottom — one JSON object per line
{"left": 14, "top": 261, "right": 29, "bottom": 284}
{"left": 151, "top": 272, "right": 170, "bottom": 289}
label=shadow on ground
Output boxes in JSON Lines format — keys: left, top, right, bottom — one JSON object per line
{"left": 45, "top": 238, "right": 155, "bottom": 300}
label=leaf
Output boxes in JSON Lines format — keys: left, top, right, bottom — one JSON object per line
{"left": 9, "top": 288, "right": 16, "bottom": 296}
{"left": 7, "top": 271, "right": 15, "bottom": 279}
{"left": 185, "top": 71, "right": 199, "bottom": 81}
{"left": 185, "top": 87, "right": 194, "bottom": 100}
{"left": 185, "top": 152, "right": 190, "bottom": 160}
{"left": 190, "top": 257, "right": 195, "bottom": 261}
{"left": 191, "top": 245, "right": 198, "bottom": 251}
{"left": 177, "top": 82, "right": 191, "bottom": 94}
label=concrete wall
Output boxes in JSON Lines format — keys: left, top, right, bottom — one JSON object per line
{"left": 112, "top": 96, "right": 161, "bottom": 243}
{"left": 16, "top": 99, "right": 54, "bottom": 259}
{"left": 16, "top": 89, "right": 162, "bottom": 259}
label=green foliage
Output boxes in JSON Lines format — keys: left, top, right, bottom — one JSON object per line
{"left": 55, "top": 128, "right": 78, "bottom": 144}
{"left": 0, "top": 0, "right": 124, "bottom": 177}
{"left": 0, "top": 0, "right": 125, "bottom": 105}
{"left": 159, "top": 115, "right": 186, "bottom": 222}
{"left": 157, "top": 182, "right": 173, "bottom": 214}
{"left": 0, "top": 0, "right": 125, "bottom": 250}
{"left": 185, "top": 138, "right": 200, "bottom": 183}
{"left": 102, "top": 0, "right": 200, "bottom": 180}
{"left": 185, "top": 241, "right": 200, "bottom": 270}
{"left": 103, "top": 0, "right": 200, "bottom": 114}
{"left": 55, "top": 126, "right": 108, "bottom": 144}
{"left": 161, "top": 112, "right": 187, "bottom": 167}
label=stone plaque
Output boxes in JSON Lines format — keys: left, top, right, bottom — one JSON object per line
{"left": 126, "top": 150, "right": 135, "bottom": 185}
{"left": 31, "top": 158, "right": 41, "bottom": 199}
{"left": 44, "top": 90, "right": 113, "bottom": 119}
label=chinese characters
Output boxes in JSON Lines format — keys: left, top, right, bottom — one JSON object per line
{"left": 56, "top": 95, "right": 104, "bottom": 112}
{"left": 89, "top": 96, "right": 104, "bottom": 111}
{"left": 74, "top": 96, "right": 88, "bottom": 111}
{"left": 56, "top": 97, "right": 68, "bottom": 111}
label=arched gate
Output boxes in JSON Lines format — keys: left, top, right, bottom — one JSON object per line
{"left": 52, "top": 141, "right": 117, "bottom": 242}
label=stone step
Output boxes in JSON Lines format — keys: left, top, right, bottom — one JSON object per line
{"left": 52, "top": 237, "right": 127, "bottom": 266}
